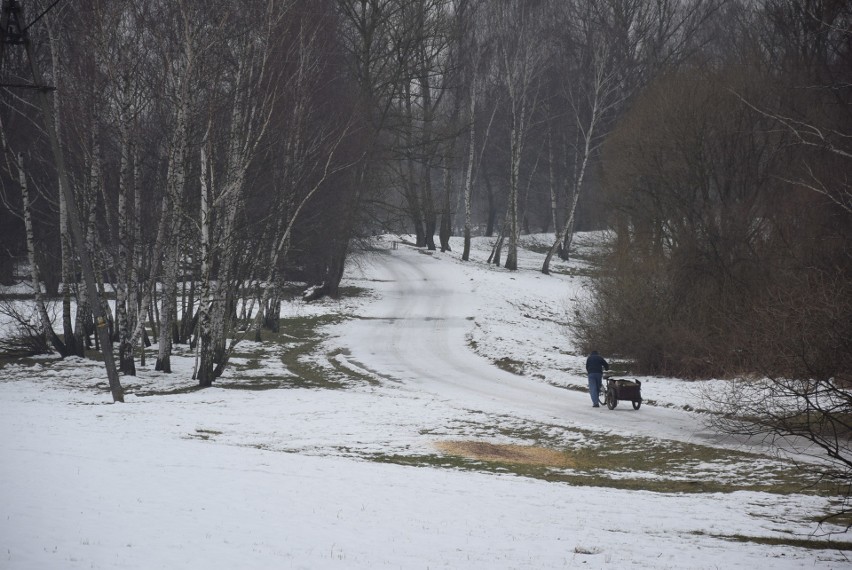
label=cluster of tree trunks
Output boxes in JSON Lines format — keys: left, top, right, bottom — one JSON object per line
{"left": 1, "top": 1, "right": 362, "bottom": 391}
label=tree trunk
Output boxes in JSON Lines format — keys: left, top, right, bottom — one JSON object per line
{"left": 18, "top": 153, "right": 66, "bottom": 354}
{"left": 156, "top": 237, "right": 178, "bottom": 373}
{"left": 113, "top": 122, "right": 136, "bottom": 375}
{"left": 24, "top": 20, "right": 123, "bottom": 401}
{"left": 127, "top": 194, "right": 167, "bottom": 355}
{"left": 547, "top": 125, "right": 559, "bottom": 242}
{"left": 542, "top": 111, "right": 595, "bottom": 273}
{"left": 131, "top": 137, "right": 144, "bottom": 367}
{"left": 196, "top": 141, "right": 215, "bottom": 386}
{"left": 439, "top": 141, "right": 455, "bottom": 253}
{"left": 505, "top": 123, "right": 521, "bottom": 271}
{"left": 48, "top": 31, "right": 78, "bottom": 358}
{"left": 420, "top": 71, "right": 437, "bottom": 251}
{"left": 483, "top": 168, "right": 496, "bottom": 237}
{"left": 461, "top": 76, "right": 476, "bottom": 261}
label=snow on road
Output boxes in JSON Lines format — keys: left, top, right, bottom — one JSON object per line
{"left": 0, "top": 234, "right": 848, "bottom": 569}
{"left": 333, "top": 239, "right": 779, "bottom": 452}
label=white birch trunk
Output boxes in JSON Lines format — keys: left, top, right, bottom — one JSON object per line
{"left": 548, "top": 126, "right": 558, "bottom": 235}
{"left": 195, "top": 140, "right": 215, "bottom": 385}
{"left": 199, "top": 32, "right": 281, "bottom": 382}
{"left": 130, "top": 137, "right": 143, "bottom": 365}
{"left": 18, "top": 153, "right": 65, "bottom": 354}
{"left": 542, "top": 126, "right": 594, "bottom": 274}
{"left": 156, "top": 99, "right": 189, "bottom": 373}
{"left": 500, "top": 9, "right": 541, "bottom": 272}
{"left": 461, "top": 76, "right": 476, "bottom": 261}
{"left": 48, "top": 28, "right": 76, "bottom": 355}
{"left": 541, "top": 52, "right": 605, "bottom": 274}
{"left": 115, "top": 120, "right": 136, "bottom": 375}
{"left": 84, "top": 166, "right": 114, "bottom": 343}
{"left": 156, "top": 236, "right": 179, "bottom": 373}
{"left": 128, "top": 193, "right": 170, "bottom": 351}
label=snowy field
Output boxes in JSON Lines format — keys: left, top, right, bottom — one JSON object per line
{"left": 0, "top": 234, "right": 849, "bottom": 569}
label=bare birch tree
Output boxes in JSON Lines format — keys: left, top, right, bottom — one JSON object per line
{"left": 194, "top": 1, "right": 332, "bottom": 385}
{"left": 13, "top": 152, "right": 65, "bottom": 353}
{"left": 153, "top": 0, "right": 206, "bottom": 373}
{"left": 493, "top": 0, "right": 547, "bottom": 270}
{"left": 89, "top": 1, "right": 155, "bottom": 375}
{"left": 542, "top": 1, "right": 624, "bottom": 274}
{"left": 540, "top": 0, "right": 724, "bottom": 273}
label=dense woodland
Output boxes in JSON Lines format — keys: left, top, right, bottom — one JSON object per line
{"left": 0, "top": 0, "right": 850, "bottom": 391}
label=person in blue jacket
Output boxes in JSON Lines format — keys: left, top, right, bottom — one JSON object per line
{"left": 586, "top": 350, "right": 609, "bottom": 407}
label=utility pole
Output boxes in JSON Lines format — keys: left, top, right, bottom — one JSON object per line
{"left": 1, "top": 0, "right": 124, "bottom": 402}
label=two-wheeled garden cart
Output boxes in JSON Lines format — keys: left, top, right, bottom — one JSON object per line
{"left": 600, "top": 376, "right": 642, "bottom": 410}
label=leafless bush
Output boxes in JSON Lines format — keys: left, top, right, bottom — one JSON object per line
{"left": 569, "top": 254, "right": 748, "bottom": 378}
{"left": 746, "top": 270, "right": 852, "bottom": 383}
{"left": 0, "top": 298, "right": 54, "bottom": 357}
{"left": 705, "top": 373, "right": 852, "bottom": 528}
{"left": 704, "top": 268, "right": 852, "bottom": 527}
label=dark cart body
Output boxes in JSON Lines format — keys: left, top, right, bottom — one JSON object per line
{"left": 605, "top": 378, "right": 642, "bottom": 410}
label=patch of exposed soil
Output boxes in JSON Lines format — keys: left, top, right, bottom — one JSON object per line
{"left": 435, "top": 440, "right": 574, "bottom": 468}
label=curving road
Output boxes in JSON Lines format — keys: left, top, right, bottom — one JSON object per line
{"left": 334, "top": 245, "right": 769, "bottom": 452}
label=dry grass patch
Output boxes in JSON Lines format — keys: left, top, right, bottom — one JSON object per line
{"left": 436, "top": 440, "right": 574, "bottom": 468}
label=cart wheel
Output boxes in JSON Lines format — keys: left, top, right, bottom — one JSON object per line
{"left": 599, "top": 386, "right": 607, "bottom": 406}
{"left": 632, "top": 400, "right": 641, "bottom": 410}
{"left": 606, "top": 388, "right": 617, "bottom": 410}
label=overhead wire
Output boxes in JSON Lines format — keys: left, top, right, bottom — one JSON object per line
{"left": 22, "top": 0, "right": 66, "bottom": 32}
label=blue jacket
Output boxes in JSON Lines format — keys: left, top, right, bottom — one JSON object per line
{"left": 586, "top": 352, "right": 609, "bottom": 374}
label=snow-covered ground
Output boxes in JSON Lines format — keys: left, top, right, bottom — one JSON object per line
{"left": 0, "top": 234, "right": 848, "bottom": 569}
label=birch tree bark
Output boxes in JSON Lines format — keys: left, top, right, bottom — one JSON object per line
{"left": 0, "top": 108, "right": 67, "bottom": 353}
{"left": 155, "top": 83, "right": 191, "bottom": 373}
{"left": 461, "top": 75, "right": 477, "bottom": 260}
{"left": 461, "top": 86, "right": 498, "bottom": 260}
{"left": 155, "top": 103, "right": 188, "bottom": 373}
{"left": 154, "top": 0, "right": 209, "bottom": 374}
{"left": 16, "top": 153, "right": 65, "bottom": 354}
{"left": 195, "top": 135, "right": 214, "bottom": 384}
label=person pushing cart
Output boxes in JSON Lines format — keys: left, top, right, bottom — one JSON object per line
{"left": 586, "top": 350, "right": 609, "bottom": 407}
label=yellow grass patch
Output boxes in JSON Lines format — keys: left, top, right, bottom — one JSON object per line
{"left": 435, "top": 440, "right": 574, "bottom": 469}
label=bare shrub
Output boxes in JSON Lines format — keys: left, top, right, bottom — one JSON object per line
{"left": 569, "top": 253, "right": 748, "bottom": 378}
{"left": 705, "top": 371, "right": 852, "bottom": 527}
{"left": 0, "top": 299, "right": 54, "bottom": 358}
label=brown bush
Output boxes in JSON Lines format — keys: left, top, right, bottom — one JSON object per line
{"left": 573, "top": 62, "right": 851, "bottom": 382}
